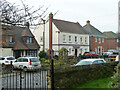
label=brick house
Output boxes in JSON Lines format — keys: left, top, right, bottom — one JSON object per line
{"left": 83, "top": 20, "right": 107, "bottom": 55}
{"left": 0, "top": 25, "right": 40, "bottom": 58}
{"left": 103, "top": 31, "right": 120, "bottom": 51}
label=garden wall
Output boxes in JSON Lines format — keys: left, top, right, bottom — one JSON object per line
{"left": 54, "top": 61, "right": 118, "bottom": 88}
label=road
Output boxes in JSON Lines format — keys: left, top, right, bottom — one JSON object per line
{"left": 2, "top": 70, "right": 48, "bottom": 89}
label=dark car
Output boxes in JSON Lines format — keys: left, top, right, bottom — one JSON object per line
{"left": 82, "top": 52, "right": 98, "bottom": 58}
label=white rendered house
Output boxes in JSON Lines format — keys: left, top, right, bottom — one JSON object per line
{"left": 33, "top": 13, "right": 89, "bottom": 57}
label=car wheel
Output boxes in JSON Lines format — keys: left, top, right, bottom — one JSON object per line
{"left": 23, "top": 67, "right": 27, "bottom": 72}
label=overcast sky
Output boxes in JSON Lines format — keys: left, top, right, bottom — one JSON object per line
{"left": 7, "top": 0, "right": 119, "bottom": 33}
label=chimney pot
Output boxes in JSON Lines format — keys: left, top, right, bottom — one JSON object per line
{"left": 86, "top": 20, "right": 90, "bottom": 24}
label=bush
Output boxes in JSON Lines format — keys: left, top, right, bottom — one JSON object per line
{"left": 54, "top": 62, "right": 117, "bottom": 88}
{"left": 39, "top": 51, "right": 47, "bottom": 58}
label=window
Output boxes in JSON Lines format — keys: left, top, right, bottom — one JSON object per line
{"left": 23, "top": 58, "right": 28, "bottom": 62}
{"left": 102, "top": 48, "right": 104, "bottom": 53}
{"left": 80, "top": 48, "right": 82, "bottom": 54}
{"left": 26, "top": 50, "right": 37, "bottom": 57}
{"left": 95, "top": 48, "right": 97, "bottom": 54}
{"left": 63, "top": 35, "right": 66, "bottom": 42}
{"left": 99, "top": 38, "right": 101, "bottom": 44}
{"left": 9, "top": 36, "right": 13, "bottom": 43}
{"left": 102, "top": 38, "right": 104, "bottom": 43}
{"left": 85, "top": 48, "right": 87, "bottom": 52}
{"left": 75, "top": 36, "right": 77, "bottom": 42}
{"left": 117, "top": 39, "right": 119, "bottom": 43}
{"left": 92, "top": 61, "right": 98, "bottom": 64}
{"left": 30, "top": 58, "right": 39, "bottom": 62}
{"left": 69, "top": 36, "right": 72, "bottom": 42}
{"left": 16, "top": 58, "right": 22, "bottom": 62}
{"left": 85, "top": 37, "right": 87, "bottom": 43}
{"left": 97, "top": 60, "right": 104, "bottom": 63}
{"left": 27, "top": 37, "right": 32, "bottom": 44}
{"left": 80, "top": 37, "right": 82, "bottom": 43}
{"left": 95, "top": 38, "right": 97, "bottom": 42}
{"left": 69, "top": 48, "right": 71, "bottom": 54}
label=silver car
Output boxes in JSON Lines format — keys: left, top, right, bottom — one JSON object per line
{"left": 13, "top": 57, "right": 41, "bottom": 71}
{"left": 75, "top": 58, "right": 106, "bottom": 66}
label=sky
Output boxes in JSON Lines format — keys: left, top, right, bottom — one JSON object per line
{"left": 7, "top": 0, "right": 119, "bottom": 33}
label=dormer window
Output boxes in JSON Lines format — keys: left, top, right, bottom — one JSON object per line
{"left": 6, "top": 35, "right": 13, "bottom": 43}
{"left": 26, "top": 37, "right": 32, "bottom": 44}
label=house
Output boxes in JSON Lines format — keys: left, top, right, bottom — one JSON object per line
{"left": 103, "top": 31, "right": 120, "bottom": 51}
{"left": 0, "top": 25, "right": 40, "bottom": 58}
{"left": 83, "top": 20, "right": 107, "bottom": 55}
{"left": 33, "top": 13, "right": 89, "bottom": 57}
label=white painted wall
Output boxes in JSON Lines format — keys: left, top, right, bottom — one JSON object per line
{"left": 33, "top": 20, "right": 90, "bottom": 56}
{"left": 0, "top": 48, "right": 13, "bottom": 57}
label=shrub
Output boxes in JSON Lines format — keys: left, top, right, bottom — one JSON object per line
{"left": 39, "top": 51, "right": 47, "bottom": 58}
{"left": 58, "top": 47, "right": 68, "bottom": 61}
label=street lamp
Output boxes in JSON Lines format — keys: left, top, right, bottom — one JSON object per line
{"left": 41, "top": 18, "right": 46, "bottom": 51}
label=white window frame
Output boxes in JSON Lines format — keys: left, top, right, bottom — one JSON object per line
{"left": 27, "top": 37, "right": 32, "bottom": 44}
{"left": 85, "top": 37, "right": 87, "bottom": 43}
{"left": 102, "top": 38, "right": 104, "bottom": 43}
{"left": 63, "top": 34, "right": 66, "bottom": 42}
{"left": 75, "top": 36, "right": 77, "bottom": 42}
{"left": 69, "top": 35, "right": 72, "bottom": 42}
{"left": 9, "top": 36, "right": 13, "bottom": 43}
{"left": 69, "top": 48, "right": 71, "bottom": 54}
{"left": 99, "top": 38, "right": 101, "bottom": 44}
{"left": 80, "top": 37, "right": 82, "bottom": 43}
{"left": 95, "top": 38, "right": 97, "bottom": 42}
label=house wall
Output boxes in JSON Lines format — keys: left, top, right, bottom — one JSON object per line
{"left": 33, "top": 21, "right": 44, "bottom": 51}
{"left": 106, "top": 39, "right": 119, "bottom": 50}
{"left": 0, "top": 48, "right": 13, "bottom": 57}
{"left": 90, "top": 36, "right": 107, "bottom": 55}
{"left": 33, "top": 21, "right": 90, "bottom": 56}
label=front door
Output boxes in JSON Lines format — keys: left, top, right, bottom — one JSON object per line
{"left": 75, "top": 49, "right": 77, "bottom": 57}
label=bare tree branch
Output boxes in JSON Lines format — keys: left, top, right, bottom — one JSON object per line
{"left": 0, "top": 0, "right": 49, "bottom": 26}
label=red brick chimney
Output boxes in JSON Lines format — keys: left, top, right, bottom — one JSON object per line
{"left": 47, "top": 13, "right": 54, "bottom": 56}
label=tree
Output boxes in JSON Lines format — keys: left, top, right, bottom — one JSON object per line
{"left": 0, "top": 0, "right": 48, "bottom": 26}
{"left": 110, "top": 55, "right": 120, "bottom": 88}
{"left": 58, "top": 47, "right": 68, "bottom": 61}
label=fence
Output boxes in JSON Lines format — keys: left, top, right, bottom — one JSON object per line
{"left": 1, "top": 66, "right": 48, "bottom": 89}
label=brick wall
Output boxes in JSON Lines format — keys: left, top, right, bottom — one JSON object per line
{"left": 106, "top": 39, "right": 118, "bottom": 50}
{"left": 90, "top": 36, "right": 107, "bottom": 54}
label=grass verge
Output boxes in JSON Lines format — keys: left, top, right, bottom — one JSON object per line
{"left": 72, "top": 77, "right": 112, "bottom": 88}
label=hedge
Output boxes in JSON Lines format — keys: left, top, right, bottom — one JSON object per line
{"left": 54, "top": 61, "right": 118, "bottom": 88}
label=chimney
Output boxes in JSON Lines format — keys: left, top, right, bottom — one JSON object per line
{"left": 47, "top": 12, "right": 54, "bottom": 56}
{"left": 25, "top": 22, "right": 30, "bottom": 29}
{"left": 86, "top": 20, "right": 90, "bottom": 24}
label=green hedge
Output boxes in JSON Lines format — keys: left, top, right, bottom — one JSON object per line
{"left": 54, "top": 61, "right": 118, "bottom": 88}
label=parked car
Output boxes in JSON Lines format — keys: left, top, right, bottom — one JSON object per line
{"left": 0, "top": 56, "right": 16, "bottom": 66}
{"left": 108, "top": 52, "right": 119, "bottom": 61}
{"left": 75, "top": 58, "right": 106, "bottom": 66}
{"left": 13, "top": 57, "right": 41, "bottom": 71}
{"left": 82, "top": 52, "right": 98, "bottom": 58}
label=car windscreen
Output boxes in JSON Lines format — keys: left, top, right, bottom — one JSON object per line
{"left": 7, "top": 57, "right": 15, "bottom": 60}
{"left": 30, "top": 58, "right": 39, "bottom": 62}
{"left": 76, "top": 60, "right": 92, "bottom": 65}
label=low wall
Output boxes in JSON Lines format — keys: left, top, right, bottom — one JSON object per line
{"left": 54, "top": 61, "right": 118, "bottom": 88}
